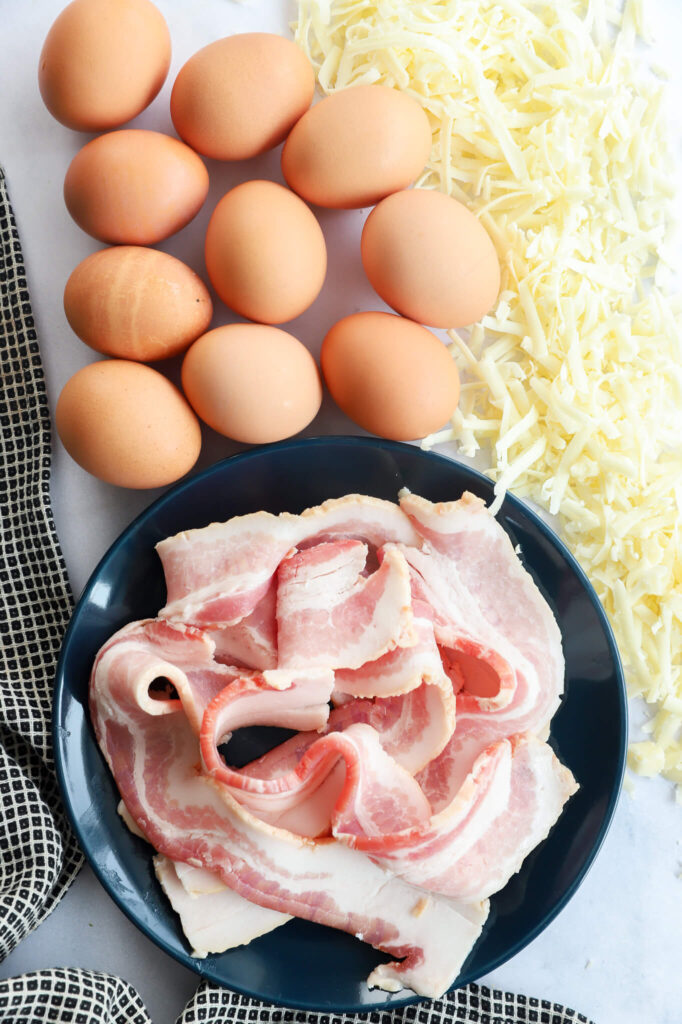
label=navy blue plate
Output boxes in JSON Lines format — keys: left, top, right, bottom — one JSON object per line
{"left": 53, "top": 437, "right": 627, "bottom": 1011}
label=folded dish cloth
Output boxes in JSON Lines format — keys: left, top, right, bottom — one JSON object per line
{"left": 0, "top": 167, "right": 594, "bottom": 1024}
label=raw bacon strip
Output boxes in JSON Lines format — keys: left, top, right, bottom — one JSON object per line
{"left": 335, "top": 733, "right": 577, "bottom": 902}
{"left": 328, "top": 685, "right": 455, "bottom": 776}
{"left": 240, "top": 684, "right": 456, "bottom": 784}
{"left": 397, "top": 544, "right": 557, "bottom": 804}
{"left": 367, "top": 896, "right": 489, "bottom": 995}
{"left": 154, "top": 856, "right": 291, "bottom": 956}
{"left": 201, "top": 670, "right": 431, "bottom": 827}
{"left": 94, "top": 618, "right": 251, "bottom": 735}
{"left": 207, "top": 577, "right": 278, "bottom": 670}
{"left": 121, "top": 801, "right": 289, "bottom": 954}
{"left": 157, "top": 494, "right": 420, "bottom": 628}
{"left": 200, "top": 670, "right": 346, "bottom": 816}
{"left": 90, "top": 638, "right": 488, "bottom": 998}
{"left": 397, "top": 545, "right": 525, "bottom": 716}
{"left": 173, "top": 860, "right": 226, "bottom": 895}
{"left": 333, "top": 616, "right": 447, "bottom": 700}
{"left": 277, "top": 542, "right": 415, "bottom": 670}
{"left": 400, "top": 491, "right": 564, "bottom": 718}
{"left": 231, "top": 682, "right": 455, "bottom": 837}
{"left": 203, "top": 668, "right": 334, "bottom": 744}
{"left": 431, "top": 734, "right": 577, "bottom": 901}
{"left": 393, "top": 495, "right": 565, "bottom": 807}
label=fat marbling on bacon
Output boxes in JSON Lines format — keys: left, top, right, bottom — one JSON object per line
{"left": 89, "top": 491, "right": 577, "bottom": 998}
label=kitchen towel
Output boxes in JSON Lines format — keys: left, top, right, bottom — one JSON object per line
{"left": 0, "top": 167, "right": 594, "bottom": 1024}
{"left": 0, "top": 166, "right": 83, "bottom": 960}
{"left": 0, "top": 970, "right": 593, "bottom": 1024}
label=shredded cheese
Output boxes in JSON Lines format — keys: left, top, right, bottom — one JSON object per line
{"left": 294, "top": 0, "right": 682, "bottom": 797}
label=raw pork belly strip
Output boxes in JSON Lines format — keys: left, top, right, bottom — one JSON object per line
{"left": 157, "top": 494, "right": 420, "bottom": 627}
{"left": 203, "top": 673, "right": 574, "bottom": 904}
{"left": 336, "top": 733, "right": 577, "bottom": 901}
{"left": 328, "top": 683, "right": 455, "bottom": 775}
{"left": 92, "top": 618, "right": 252, "bottom": 735}
{"left": 227, "top": 682, "right": 456, "bottom": 838}
{"left": 154, "top": 856, "right": 291, "bottom": 957}
{"left": 202, "top": 711, "right": 432, "bottom": 832}
{"left": 276, "top": 541, "right": 415, "bottom": 670}
{"left": 117, "top": 810, "right": 292, "bottom": 953}
{"left": 237, "top": 681, "right": 456, "bottom": 789}
{"left": 400, "top": 491, "right": 564, "bottom": 716}
{"left": 390, "top": 492, "right": 566, "bottom": 806}
{"left": 333, "top": 615, "right": 448, "bottom": 699}
{"left": 91, "top": 622, "right": 488, "bottom": 997}
{"left": 207, "top": 576, "right": 278, "bottom": 671}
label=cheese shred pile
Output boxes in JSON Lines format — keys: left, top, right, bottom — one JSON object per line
{"left": 294, "top": 0, "right": 682, "bottom": 798}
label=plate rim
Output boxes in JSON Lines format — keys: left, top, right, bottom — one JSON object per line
{"left": 53, "top": 435, "right": 628, "bottom": 1011}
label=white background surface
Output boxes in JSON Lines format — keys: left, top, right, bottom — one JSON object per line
{"left": 1, "top": 1, "right": 681, "bottom": 1022}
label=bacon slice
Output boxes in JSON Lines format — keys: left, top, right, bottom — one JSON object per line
{"left": 196, "top": 681, "right": 455, "bottom": 841}
{"left": 201, "top": 671, "right": 432, "bottom": 827}
{"left": 328, "top": 684, "right": 455, "bottom": 776}
{"left": 93, "top": 618, "right": 252, "bottom": 735}
{"left": 400, "top": 491, "right": 564, "bottom": 717}
{"left": 333, "top": 615, "right": 446, "bottom": 699}
{"left": 207, "top": 578, "right": 278, "bottom": 670}
{"left": 91, "top": 624, "right": 487, "bottom": 998}
{"left": 236, "top": 678, "right": 457, "bottom": 830}
{"left": 276, "top": 541, "right": 415, "bottom": 670}
{"left": 389, "top": 492, "right": 567, "bottom": 813}
{"left": 154, "top": 856, "right": 291, "bottom": 957}
{"left": 398, "top": 545, "right": 537, "bottom": 798}
{"left": 157, "top": 494, "right": 420, "bottom": 628}
{"left": 335, "top": 733, "right": 577, "bottom": 902}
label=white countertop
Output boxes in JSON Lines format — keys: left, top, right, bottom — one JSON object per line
{"left": 1, "top": 2, "right": 681, "bottom": 1022}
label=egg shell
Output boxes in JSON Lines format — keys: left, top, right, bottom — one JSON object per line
{"left": 281, "top": 85, "right": 432, "bottom": 209}
{"left": 63, "top": 130, "right": 209, "bottom": 245}
{"left": 182, "top": 324, "right": 322, "bottom": 444}
{"left": 204, "top": 181, "right": 327, "bottom": 325}
{"left": 64, "top": 246, "right": 213, "bottom": 362}
{"left": 171, "top": 33, "right": 315, "bottom": 161}
{"left": 56, "top": 360, "right": 202, "bottom": 489}
{"left": 321, "top": 311, "right": 460, "bottom": 441}
{"left": 361, "top": 189, "right": 501, "bottom": 328}
{"left": 38, "top": 0, "right": 171, "bottom": 132}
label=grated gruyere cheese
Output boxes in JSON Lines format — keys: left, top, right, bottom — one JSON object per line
{"left": 294, "top": 0, "right": 682, "bottom": 798}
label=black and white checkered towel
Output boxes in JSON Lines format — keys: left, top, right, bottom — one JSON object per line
{"left": 0, "top": 167, "right": 594, "bottom": 1024}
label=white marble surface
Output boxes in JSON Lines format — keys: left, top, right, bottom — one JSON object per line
{"left": 1, "top": 1, "right": 681, "bottom": 1022}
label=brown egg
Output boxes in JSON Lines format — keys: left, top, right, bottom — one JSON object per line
{"left": 321, "top": 311, "right": 460, "bottom": 441}
{"left": 38, "top": 0, "right": 171, "bottom": 131}
{"left": 171, "top": 33, "right": 315, "bottom": 161}
{"left": 63, "top": 130, "right": 209, "bottom": 244}
{"left": 56, "top": 360, "right": 202, "bottom": 488}
{"left": 64, "top": 247, "right": 213, "bottom": 362}
{"left": 204, "top": 181, "right": 327, "bottom": 324}
{"left": 182, "top": 324, "right": 322, "bottom": 444}
{"left": 281, "top": 85, "right": 432, "bottom": 209}
{"left": 361, "top": 189, "right": 500, "bottom": 328}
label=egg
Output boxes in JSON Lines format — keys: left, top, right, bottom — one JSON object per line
{"left": 64, "top": 246, "right": 213, "bottom": 361}
{"left": 361, "top": 189, "right": 501, "bottom": 328}
{"left": 63, "top": 130, "right": 209, "bottom": 244}
{"left": 56, "top": 360, "right": 202, "bottom": 488}
{"left": 281, "top": 85, "right": 432, "bottom": 209}
{"left": 38, "top": 0, "right": 171, "bottom": 132}
{"left": 182, "top": 324, "right": 322, "bottom": 444}
{"left": 321, "top": 311, "right": 460, "bottom": 441}
{"left": 204, "top": 181, "right": 327, "bottom": 324}
{"left": 171, "top": 33, "right": 315, "bottom": 161}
